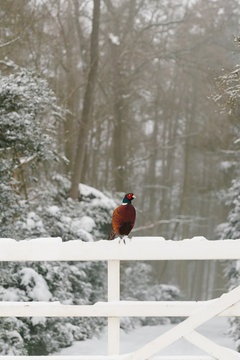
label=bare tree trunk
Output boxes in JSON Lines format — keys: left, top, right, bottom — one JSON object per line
{"left": 104, "top": 0, "right": 137, "bottom": 192}
{"left": 69, "top": 0, "right": 101, "bottom": 199}
{"left": 110, "top": 39, "right": 126, "bottom": 191}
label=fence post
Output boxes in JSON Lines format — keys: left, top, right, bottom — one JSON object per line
{"left": 108, "top": 260, "right": 120, "bottom": 355}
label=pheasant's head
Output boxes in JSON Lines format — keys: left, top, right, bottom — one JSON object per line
{"left": 122, "top": 193, "right": 136, "bottom": 204}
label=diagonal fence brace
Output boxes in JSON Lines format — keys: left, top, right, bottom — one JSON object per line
{"left": 125, "top": 285, "right": 240, "bottom": 360}
{"left": 185, "top": 330, "right": 240, "bottom": 360}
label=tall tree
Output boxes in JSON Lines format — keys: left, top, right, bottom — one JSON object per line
{"left": 69, "top": 0, "right": 101, "bottom": 199}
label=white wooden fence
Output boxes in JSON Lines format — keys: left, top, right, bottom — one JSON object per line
{"left": 1, "top": 236, "right": 240, "bottom": 360}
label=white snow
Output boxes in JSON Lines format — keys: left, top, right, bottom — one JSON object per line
{"left": 31, "top": 316, "right": 46, "bottom": 326}
{"left": 72, "top": 216, "right": 96, "bottom": 233}
{"left": 23, "top": 237, "right": 62, "bottom": 244}
{"left": 75, "top": 228, "right": 94, "bottom": 242}
{"left": 109, "top": 33, "right": 120, "bottom": 45}
{"left": 217, "top": 8, "right": 224, "bottom": 15}
{"left": 60, "top": 215, "right": 71, "bottom": 224}
{"left": 144, "top": 120, "right": 154, "bottom": 135}
{"left": 79, "top": 183, "right": 116, "bottom": 209}
{"left": 0, "top": 238, "right": 16, "bottom": 243}
{"left": 80, "top": 183, "right": 106, "bottom": 199}
{"left": 70, "top": 218, "right": 95, "bottom": 241}
{"left": 0, "top": 287, "right": 26, "bottom": 301}
{"left": 47, "top": 205, "right": 60, "bottom": 215}
{"left": 234, "top": 138, "right": 240, "bottom": 144}
{"left": 219, "top": 161, "right": 234, "bottom": 170}
{"left": 56, "top": 317, "right": 236, "bottom": 357}
{"left": 235, "top": 260, "right": 240, "bottom": 272}
{"left": 23, "top": 211, "right": 45, "bottom": 232}
{"left": 7, "top": 330, "right": 23, "bottom": 343}
{"left": 20, "top": 268, "right": 52, "bottom": 301}
{"left": 189, "top": 24, "right": 205, "bottom": 35}
{"left": 26, "top": 217, "right": 35, "bottom": 229}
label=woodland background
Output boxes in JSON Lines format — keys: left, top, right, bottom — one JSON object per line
{"left": 1, "top": 0, "right": 240, "bottom": 345}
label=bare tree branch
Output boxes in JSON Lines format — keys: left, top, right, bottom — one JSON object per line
{"left": 132, "top": 217, "right": 205, "bottom": 233}
{"left": 0, "top": 36, "right": 20, "bottom": 49}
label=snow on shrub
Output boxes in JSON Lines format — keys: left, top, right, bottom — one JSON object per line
{"left": 120, "top": 262, "right": 180, "bottom": 330}
{"left": 218, "top": 179, "right": 240, "bottom": 350}
{"left": 0, "top": 181, "right": 116, "bottom": 355}
{"left": 19, "top": 268, "right": 52, "bottom": 301}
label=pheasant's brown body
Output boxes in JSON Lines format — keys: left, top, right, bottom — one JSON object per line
{"left": 109, "top": 194, "right": 136, "bottom": 240}
{"left": 110, "top": 204, "right": 136, "bottom": 240}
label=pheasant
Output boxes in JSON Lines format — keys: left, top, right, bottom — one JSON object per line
{"left": 109, "top": 193, "right": 136, "bottom": 241}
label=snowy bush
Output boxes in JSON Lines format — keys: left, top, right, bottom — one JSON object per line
{"left": 215, "top": 54, "right": 240, "bottom": 350}
{"left": 14, "top": 179, "right": 115, "bottom": 241}
{"left": 214, "top": 64, "right": 240, "bottom": 121}
{"left": 0, "top": 318, "right": 29, "bottom": 355}
{"left": 218, "top": 179, "right": 240, "bottom": 350}
{"left": 120, "top": 262, "right": 180, "bottom": 330}
{"left": 0, "top": 64, "right": 115, "bottom": 355}
{"left": 0, "top": 182, "right": 116, "bottom": 355}
{"left": 0, "top": 66, "right": 64, "bottom": 238}
{"left": 0, "top": 259, "right": 107, "bottom": 354}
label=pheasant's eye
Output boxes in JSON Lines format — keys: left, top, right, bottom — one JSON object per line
{"left": 127, "top": 194, "right": 132, "bottom": 199}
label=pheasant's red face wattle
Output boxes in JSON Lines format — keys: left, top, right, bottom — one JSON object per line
{"left": 127, "top": 193, "right": 133, "bottom": 199}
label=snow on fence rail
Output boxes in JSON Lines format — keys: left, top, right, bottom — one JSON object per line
{"left": 1, "top": 236, "right": 240, "bottom": 261}
{"left": 1, "top": 236, "right": 240, "bottom": 360}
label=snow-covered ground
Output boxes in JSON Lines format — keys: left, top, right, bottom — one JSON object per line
{"left": 56, "top": 317, "right": 236, "bottom": 357}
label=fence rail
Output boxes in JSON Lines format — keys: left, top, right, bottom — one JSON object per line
{"left": 1, "top": 236, "right": 240, "bottom": 260}
{"left": 0, "top": 299, "right": 240, "bottom": 317}
{"left": 0, "top": 236, "right": 240, "bottom": 360}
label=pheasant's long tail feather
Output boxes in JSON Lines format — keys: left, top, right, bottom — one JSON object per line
{"left": 108, "top": 228, "right": 116, "bottom": 240}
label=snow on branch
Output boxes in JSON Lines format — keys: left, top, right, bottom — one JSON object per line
{"left": 0, "top": 36, "right": 21, "bottom": 49}
{"left": 109, "top": 33, "right": 120, "bottom": 45}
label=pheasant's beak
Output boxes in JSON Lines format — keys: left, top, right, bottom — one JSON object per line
{"left": 132, "top": 195, "right": 136, "bottom": 199}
